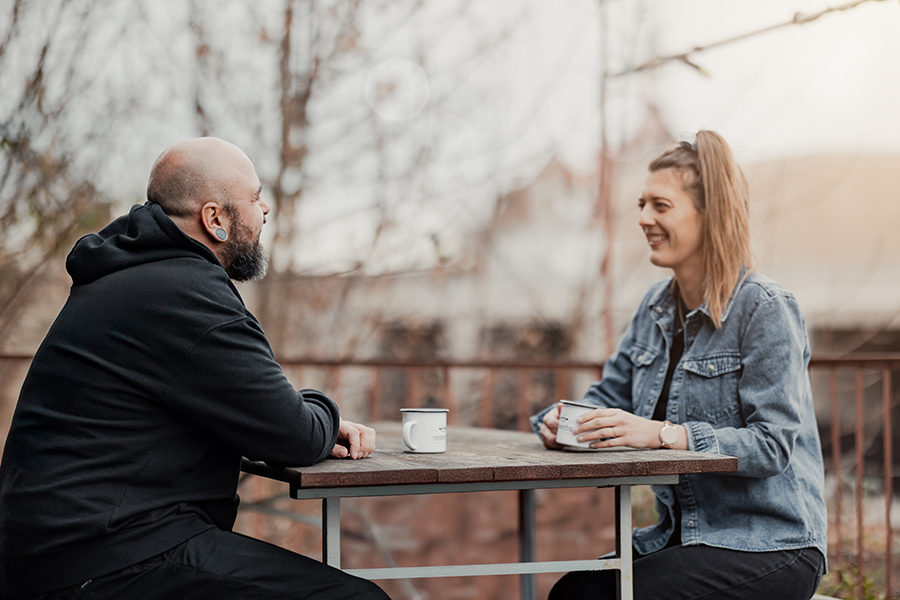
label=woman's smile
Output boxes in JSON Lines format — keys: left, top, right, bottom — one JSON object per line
{"left": 638, "top": 168, "right": 704, "bottom": 278}
{"left": 644, "top": 231, "right": 667, "bottom": 247}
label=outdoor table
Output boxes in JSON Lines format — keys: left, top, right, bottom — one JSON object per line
{"left": 241, "top": 423, "right": 737, "bottom": 600}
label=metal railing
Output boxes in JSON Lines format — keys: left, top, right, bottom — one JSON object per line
{"left": 0, "top": 352, "right": 896, "bottom": 599}
{"left": 269, "top": 354, "right": 898, "bottom": 600}
{"left": 272, "top": 357, "right": 603, "bottom": 431}
{"left": 812, "top": 355, "right": 899, "bottom": 600}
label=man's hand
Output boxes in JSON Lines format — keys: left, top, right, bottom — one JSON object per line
{"left": 330, "top": 419, "right": 376, "bottom": 459}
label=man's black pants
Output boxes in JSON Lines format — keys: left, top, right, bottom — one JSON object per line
{"left": 23, "top": 528, "right": 390, "bottom": 600}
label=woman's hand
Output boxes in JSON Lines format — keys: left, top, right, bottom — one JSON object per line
{"left": 540, "top": 404, "right": 564, "bottom": 449}
{"left": 574, "top": 408, "right": 686, "bottom": 450}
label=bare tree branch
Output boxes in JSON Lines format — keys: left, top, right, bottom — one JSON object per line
{"left": 612, "top": 0, "right": 892, "bottom": 77}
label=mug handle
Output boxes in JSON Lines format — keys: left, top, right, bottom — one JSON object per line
{"left": 402, "top": 420, "right": 418, "bottom": 451}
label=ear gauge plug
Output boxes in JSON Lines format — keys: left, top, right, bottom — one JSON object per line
{"left": 215, "top": 228, "right": 228, "bottom": 241}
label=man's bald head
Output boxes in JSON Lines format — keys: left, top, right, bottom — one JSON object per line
{"left": 145, "top": 137, "right": 269, "bottom": 280}
{"left": 147, "top": 137, "right": 256, "bottom": 218}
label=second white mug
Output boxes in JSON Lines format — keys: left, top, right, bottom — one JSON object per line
{"left": 400, "top": 408, "right": 448, "bottom": 453}
{"left": 556, "top": 400, "right": 600, "bottom": 448}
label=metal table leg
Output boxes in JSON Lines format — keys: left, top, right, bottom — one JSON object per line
{"left": 323, "top": 497, "right": 341, "bottom": 568}
{"left": 519, "top": 488, "right": 536, "bottom": 600}
{"left": 616, "top": 486, "right": 633, "bottom": 600}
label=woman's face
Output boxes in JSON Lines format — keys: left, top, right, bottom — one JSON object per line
{"left": 638, "top": 168, "right": 704, "bottom": 277}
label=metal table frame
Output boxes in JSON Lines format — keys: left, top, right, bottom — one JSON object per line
{"left": 242, "top": 424, "right": 735, "bottom": 600}
{"left": 292, "top": 474, "right": 678, "bottom": 600}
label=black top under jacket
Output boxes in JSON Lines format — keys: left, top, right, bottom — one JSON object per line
{"left": 0, "top": 202, "right": 341, "bottom": 595}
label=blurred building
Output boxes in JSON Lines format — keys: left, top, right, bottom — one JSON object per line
{"left": 244, "top": 146, "right": 900, "bottom": 368}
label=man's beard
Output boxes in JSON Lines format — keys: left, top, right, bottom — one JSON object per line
{"left": 221, "top": 217, "right": 268, "bottom": 282}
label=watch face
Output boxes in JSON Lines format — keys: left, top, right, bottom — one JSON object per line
{"left": 661, "top": 425, "right": 678, "bottom": 444}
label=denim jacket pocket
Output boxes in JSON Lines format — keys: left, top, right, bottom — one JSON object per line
{"left": 628, "top": 343, "right": 660, "bottom": 405}
{"left": 683, "top": 352, "right": 743, "bottom": 425}
{"left": 628, "top": 343, "right": 658, "bottom": 368}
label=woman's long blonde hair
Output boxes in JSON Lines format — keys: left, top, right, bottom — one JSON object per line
{"left": 648, "top": 131, "right": 752, "bottom": 328}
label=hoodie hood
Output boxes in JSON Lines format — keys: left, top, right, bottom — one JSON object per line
{"left": 66, "top": 202, "right": 221, "bottom": 285}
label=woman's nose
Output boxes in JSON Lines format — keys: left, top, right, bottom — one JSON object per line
{"left": 638, "top": 205, "right": 654, "bottom": 227}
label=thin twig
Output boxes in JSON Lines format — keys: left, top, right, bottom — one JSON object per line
{"left": 612, "top": 0, "right": 891, "bottom": 77}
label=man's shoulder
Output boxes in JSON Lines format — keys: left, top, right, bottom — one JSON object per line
{"left": 92, "top": 256, "right": 248, "bottom": 323}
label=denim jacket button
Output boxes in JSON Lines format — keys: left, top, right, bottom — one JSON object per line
{"left": 707, "top": 364, "right": 715, "bottom": 372}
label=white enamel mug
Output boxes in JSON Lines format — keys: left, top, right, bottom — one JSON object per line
{"left": 400, "top": 408, "right": 448, "bottom": 453}
{"left": 555, "top": 400, "right": 600, "bottom": 448}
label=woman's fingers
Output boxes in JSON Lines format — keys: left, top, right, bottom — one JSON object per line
{"left": 573, "top": 408, "right": 619, "bottom": 435}
{"left": 544, "top": 404, "right": 561, "bottom": 429}
{"left": 575, "top": 425, "right": 619, "bottom": 444}
{"left": 540, "top": 422, "right": 563, "bottom": 449}
{"left": 540, "top": 404, "right": 563, "bottom": 449}
{"left": 574, "top": 410, "right": 663, "bottom": 448}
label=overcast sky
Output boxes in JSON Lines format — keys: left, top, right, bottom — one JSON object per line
{"left": 536, "top": 0, "right": 900, "bottom": 169}
{"left": 651, "top": 0, "right": 900, "bottom": 161}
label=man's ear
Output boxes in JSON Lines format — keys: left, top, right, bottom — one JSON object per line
{"left": 200, "top": 202, "right": 229, "bottom": 243}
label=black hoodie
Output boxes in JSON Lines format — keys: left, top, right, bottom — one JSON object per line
{"left": 0, "top": 202, "right": 340, "bottom": 595}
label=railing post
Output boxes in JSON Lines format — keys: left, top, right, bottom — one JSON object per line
{"left": 883, "top": 367, "right": 893, "bottom": 599}
{"left": 830, "top": 367, "right": 842, "bottom": 570}
{"left": 328, "top": 366, "right": 342, "bottom": 406}
{"left": 406, "top": 367, "right": 420, "bottom": 408}
{"left": 518, "top": 368, "right": 532, "bottom": 432}
{"left": 369, "top": 368, "right": 382, "bottom": 422}
{"left": 443, "top": 366, "right": 456, "bottom": 424}
{"left": 480, "top": 368, "right": 495, "bottom": 428}
{"left": 855, "top": 367, "right": 865, "bottom": 600}
{"left": 554, "top": 367, "right": 569, "bottom": 403}
{"left": 296, "top": 366, "right": 306, "bottom": 390}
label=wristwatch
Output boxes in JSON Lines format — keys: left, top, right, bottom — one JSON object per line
{"left": 659, "top": 421, "right": 678, "bottom": 449}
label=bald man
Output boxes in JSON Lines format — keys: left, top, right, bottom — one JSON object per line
{"left": 0, "top": 138, "right": 389, "bottom": 599}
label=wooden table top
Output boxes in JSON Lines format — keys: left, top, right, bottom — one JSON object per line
{"left": 241, "top": 422, "right": 737, "bottom": 490}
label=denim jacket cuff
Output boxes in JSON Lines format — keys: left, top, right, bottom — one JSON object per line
{"left": 529, "top": 404, "right": 555, "bottom": 436}
{"left": 684, "top": 421, "right": 719, "bottom": 454}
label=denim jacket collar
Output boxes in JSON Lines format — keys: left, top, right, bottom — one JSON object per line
{"left": 646, "top": 266, "right": 751, "bottom": 326}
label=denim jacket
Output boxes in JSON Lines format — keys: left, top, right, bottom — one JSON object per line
{"left": 531, "top": 272, "right": 828, "bottom": 561}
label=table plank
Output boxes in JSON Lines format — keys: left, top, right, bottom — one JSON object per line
{"left": 242, "top": 423, "right": 737, "bottom": 490}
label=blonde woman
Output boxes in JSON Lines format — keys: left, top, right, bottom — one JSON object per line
{"left": 533, "top": 131, "right": 827, "bottom": 599}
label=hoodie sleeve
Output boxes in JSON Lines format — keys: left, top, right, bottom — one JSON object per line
{"left": 162, "top": 315, "right": 340, "bottom": 467}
